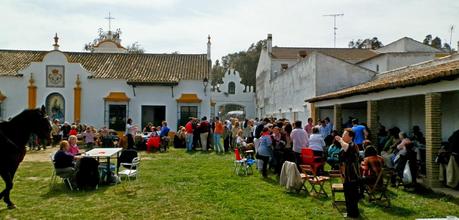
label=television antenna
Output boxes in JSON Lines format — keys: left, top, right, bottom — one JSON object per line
{"left": 323, "top": 13, "right": 344, "bottom": 48}
{"left": 449, "top": 25, "right": 454, "bottom": 52}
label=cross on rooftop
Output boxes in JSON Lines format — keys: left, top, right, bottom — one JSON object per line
{"left": 105, "top": 12, "right": 115, "bottom": 32}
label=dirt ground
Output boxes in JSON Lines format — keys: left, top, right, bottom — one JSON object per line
{"left": 22, "top": 147, "right": 59, "bottom": 162}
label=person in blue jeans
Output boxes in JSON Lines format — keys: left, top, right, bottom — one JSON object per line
{"left": 185, "top": 118, "right": 195, "bottom": 152}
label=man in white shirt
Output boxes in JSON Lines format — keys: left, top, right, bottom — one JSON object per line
{"left": 290, "top": 121, "right": 309, "bottom": 170}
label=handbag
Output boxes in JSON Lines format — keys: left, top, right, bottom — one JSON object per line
{"left": 402, "top": 160, "right": 412, "bottom": 184}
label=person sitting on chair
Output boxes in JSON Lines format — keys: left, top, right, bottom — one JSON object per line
{"left": 67, "top": 135, "right": 80, "bottom": 156}
{"left": 361, "top": 145, "right": 384, "bottom": 186}
{"left": 54, "top": 141, "right": 76, "bottom": 180}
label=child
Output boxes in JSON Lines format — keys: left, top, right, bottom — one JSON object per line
{"left": 69, "top": 125, "right": 78, "bottom": 136}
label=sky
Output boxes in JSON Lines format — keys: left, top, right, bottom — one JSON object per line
{"left": 0, "top": 0, "right": 458, "bottom": 61}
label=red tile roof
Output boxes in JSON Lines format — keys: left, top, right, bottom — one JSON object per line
{"left": 307, "top": 55, "right": 459, "bottom": 102}
{"left": 271, "top": 47, "right": 378, "bottom": 64}
{"left": 0, "top": 50, "right": 209, "bottom": 84}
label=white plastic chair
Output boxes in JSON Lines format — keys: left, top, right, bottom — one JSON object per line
{"left": 118, "top": 157, "right": 140, "bottom": 182}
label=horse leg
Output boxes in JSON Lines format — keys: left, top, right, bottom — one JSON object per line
{"left": 0, "top": 171, "right": 16, "bottom": 209}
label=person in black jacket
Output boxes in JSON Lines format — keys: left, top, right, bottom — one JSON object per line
{"left": 54, "top": 140, "right": 76, "bottom": 179}
{"left": 255, "top": 118, "right": 270, "bottom": 139}
{"left": 335, "top": 128, "right": 361, "bottom": 218}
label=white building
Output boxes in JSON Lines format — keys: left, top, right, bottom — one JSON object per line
{"left": 211, "top": 69, "right": 255, "bottom": 119}
{"left": 256, "top": 34, "right": 446, "bottom": 124}
{"left": 0, "top": 33, "right": 211, "bottom": 132}
{"left": 306, "top": 53, "right": 459, "bottom": 189}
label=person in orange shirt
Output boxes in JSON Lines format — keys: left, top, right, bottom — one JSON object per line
{"left": 213, "top": 117, "right": 224, "bottom": 153}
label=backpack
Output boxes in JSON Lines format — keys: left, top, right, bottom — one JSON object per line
{"left": 75, "top": 157, "right": 100, "bottom": 190}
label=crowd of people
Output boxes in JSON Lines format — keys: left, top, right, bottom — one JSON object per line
{"left": 171, "top": 115, "right": 429, "bottom": 218}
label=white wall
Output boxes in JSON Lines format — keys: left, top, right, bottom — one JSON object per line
{"left": 378, "top": 96, "right": 425, "bottom": 134}
{"left": 0, "top": 50, "right": 210, "bottom": 132}
{"left": 212, "top": 69, "right": 256, "bottom": 118}
{"left": 441, "top": 91, "right": 459, "bottom": 140}
{"left": 358, "top": 53, "right": 436, "bottom": 73}
{"left": 315, "top": 52, "right": 375, "bottom": 96}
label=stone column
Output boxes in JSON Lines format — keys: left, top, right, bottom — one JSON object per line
{"left": 367, "top": 100, "right": 378, "bottom": 144}
{"left": 425, "top": 93, "right": 442, "bottom": 188}
{"left": 333, "top": 104, "right": 342, "bottom": 132}
{"left": 310, "top": 102, "right": 319, "bottom": 125}
{"left": 28, "top": 74, "right": 37, "bottom": 109}
{"left": 74, "top": 75, "right": 82, "bottom": 122}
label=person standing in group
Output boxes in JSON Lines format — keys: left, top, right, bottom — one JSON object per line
{"left": 185, "top": 118, "right": 195, "bottom": 152}
{"left": 82, "top": 126, "right": 95, "bottom": 150}
{"left": 125, "top": 118, "right": 137, "bottom": 149}
{"left": 335, "top": 128, "right": 361, "bottom": 218}
{"left": 290, "top": 120, "right": 309, "bottom": 170}
{"left": 304, "top": 117, "right": 314, "bottom": 137}
{"left": 351, "top": 119, "right": 366, "bottom": 150}
{"left": 51, "top": 119, "right": 61, "bottom": 148}
{"left": 213, "top": 117, "right": 224, "bottom": 153}
{"left": 198, "top": 116, "right": 210, "bottom": 152}
{"left": 223, "top": 120, "right": 231, "bottom": 152}
{"left": 231, "top": 119, "right": 240, "bottom": 150}
{"left": 256, "top": 127, "right": 272, "bottom": 178}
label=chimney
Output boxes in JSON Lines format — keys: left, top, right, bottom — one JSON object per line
{"left": 53, "top": 33, "right": 60, "bottom": 50}
{"left": 298, "top": 50, "right": 307, "bottom": 58}
{"left": 267, "top": 34, "right": 272, "bottom": 54}
{"left": 207, "top": 35, "right": 211, "bottom": 61}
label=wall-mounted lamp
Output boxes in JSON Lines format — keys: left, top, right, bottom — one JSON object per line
{"left": 203, "top": 77, "right": 209, "bottom": 96}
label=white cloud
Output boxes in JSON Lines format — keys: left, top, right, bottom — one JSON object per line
{"left": 0, "top": 0, "right": 458, "bottom": 60}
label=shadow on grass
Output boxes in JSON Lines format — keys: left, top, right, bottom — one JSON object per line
{"left": 363, "top": 201, "right": 415, "bottom": 217}
{"left": 41, "top": 183, "right": 110, "bottom": 199}
{"left": 393, "top": 184, "right": 459, "bottom": 206}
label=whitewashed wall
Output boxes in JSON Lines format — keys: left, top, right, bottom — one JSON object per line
{"left": 358, "top": 53, "right": 436, "bottom": 73}
{"left": 441, "top": 91, "right": 459, "bottom": 140}
{"left": 0, "top": 50, "right": 210, "bottom": 132}
{"left": 212, "top": 69, "right": 256, "bottom": 118}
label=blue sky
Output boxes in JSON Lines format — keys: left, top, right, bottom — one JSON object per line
{"left": 0, "top": 0, "right": 458, "bottom": 61}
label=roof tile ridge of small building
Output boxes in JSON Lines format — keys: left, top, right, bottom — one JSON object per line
{"left": 313, "top": 51, "right": 378, "bottom": 74}
{"left": 376, "top": 53, "right": 459, "bottom": 78}
{"left": 273, "top": 46, "right": 376, "bottom": 50}
{"left": 0, "top": 49, "right": 48, "bottom": 53}
{"left": 65, "top": 51, "right": 207, "bottom": 56}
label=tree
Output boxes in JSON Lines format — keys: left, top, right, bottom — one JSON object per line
{"left": 213, "top": 40, "right": 265, "bottom": 89}
{"left": 211, "top": 59, "right": 225, "bottom": 87}
{"left": 431, "top": 37, "right": 442, "bottom": 49}
{"left": 422, "top": 34, "right": 453, "bottom": 52}
{"left": 126, "top": 42, "right": 144, "bottom": 54}
{"left": 348, "top": 37, "right": 383, "bottom": 49}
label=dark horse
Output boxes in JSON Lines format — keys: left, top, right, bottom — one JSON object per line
{"left": 0, "top": 106, "right": 51, "bottom": 209}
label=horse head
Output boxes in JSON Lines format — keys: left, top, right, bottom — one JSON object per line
{"left": 28, "top": 105, "right": 52, "bottom": 139}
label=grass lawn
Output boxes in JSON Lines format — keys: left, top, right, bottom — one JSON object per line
{"left": 0, "top": 148, "right": 458, "bottom": 219}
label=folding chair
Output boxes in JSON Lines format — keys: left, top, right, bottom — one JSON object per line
{"left": 365, "top": 168, "right": 391, "bottom": 207}
{"left": 119, "top": 157, "right": 140, "bottom": 182}
{"left": 49, "top": 152, "right": 74, "bottom": 191}
{"left": 300, "top": 164, "right": 329, "bottom": 197}
{"left": 301, "top": 148, "right": 325, "bottom": 174}
{"left": 233, "top": 148, "right": 248, "bottom": 176}
{"left": 329, "top": 169, "right": 345, "bottom": 207}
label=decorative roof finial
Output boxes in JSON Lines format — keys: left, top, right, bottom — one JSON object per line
{"left": 208, "top": 34, "right": 211, "bottom": 44}
{"left": 29, "top": 73, "right": 35, "bottom": 85}
{"left": 75, "top": 74, "right": 81, "bottom": 88}
{"left": 53, "top": 33, "right": 60, "bottom": 50}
